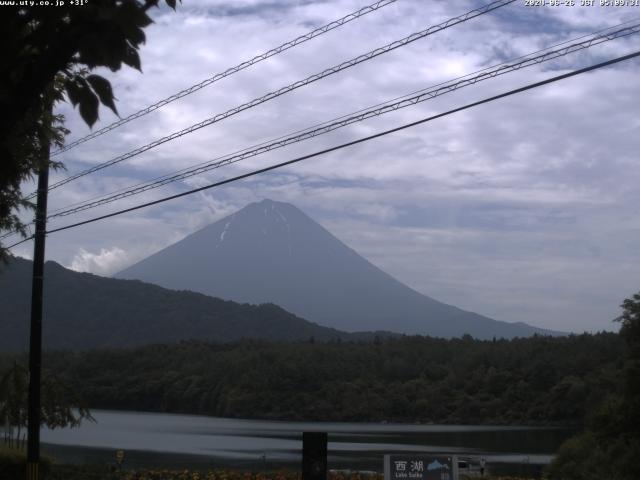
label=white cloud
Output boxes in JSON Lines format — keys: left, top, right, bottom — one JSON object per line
{"left": 7, "top": 0, "right": 640, "bottom": 333}
{"left": 70, "top": 247, "right": 132, "bottom": 276}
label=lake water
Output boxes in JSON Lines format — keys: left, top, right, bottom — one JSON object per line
{"left": 41, "top": 410, "right": 575, "bottom": 477}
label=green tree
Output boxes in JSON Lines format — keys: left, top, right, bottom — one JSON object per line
{"left": 547, "top": 292, "right": 640, "bottom": 480}
{"left": 0, "top": 0, "right": 178, "bottom": 260}
{"left": 0, "top": 363, "right": 93, "bottom": 450}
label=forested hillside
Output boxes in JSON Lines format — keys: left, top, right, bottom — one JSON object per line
{"left": 547, "top": 292, "right": 640, "bottom": 480}
{"left": 10, "top": 333, "right": 621, "bottom": 426}
{"left": 0, "top": 256, "right": 353, "bottom": 351}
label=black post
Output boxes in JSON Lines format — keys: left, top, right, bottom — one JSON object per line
{"left": 302, "top": 432, "right": 327, "bottom": 480}
{"left": 26, "top": 143, "right": 50, "bottom": 480}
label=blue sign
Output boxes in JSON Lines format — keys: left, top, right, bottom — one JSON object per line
{"left": 384, "top": 455, "right": 457, "bottom": 480}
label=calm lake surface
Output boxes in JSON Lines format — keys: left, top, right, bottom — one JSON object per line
{"left": 41, "top": 410, "right": 575, "bottom": 477}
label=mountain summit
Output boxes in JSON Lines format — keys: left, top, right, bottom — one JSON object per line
{"left": 116, "top": 199, "right": 554, "bottom": 338}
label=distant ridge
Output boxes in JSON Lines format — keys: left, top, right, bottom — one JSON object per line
{"left": 116, "top": 199, "right": 559, "bottom": 339}
{"left": 0, "top": 256, "right": 357, "bottom": 352}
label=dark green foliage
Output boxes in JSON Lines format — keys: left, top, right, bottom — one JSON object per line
{"left": 86, "top": 74, "right": 119, "bottom": 115}
{"left": 546, "top": 425, "right": 640, "bottom": 480}
{"left": 0, "top": 81, "right": 67, "bottom": 261}
{"left": 0, "top": 256, "right": 352, "bottom": 351}
{"left": 547, "top": 292, "right": 640, "bottom": 480}
{"left": 0, "top": 363, "right": 93, "bottom": 449}
{"left": 0, "top": 446, "right": 52, "bottom": 480}
{"left": 0, "top": 0, "right": 178, "bottom": 259}
{"left": 3, "top": 332, "right": 620, "bottom": 426}
{"left": 0, "top": 362, "right": 92, "bottom": 478}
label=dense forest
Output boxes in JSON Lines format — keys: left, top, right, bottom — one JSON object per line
{"left": 547, "top": 292, "right": 640, "bottom": 480}
{"left": 1, "top": 332, "right": 622, "bottom": 426}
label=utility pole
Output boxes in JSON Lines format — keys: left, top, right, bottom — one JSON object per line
{"left": 26, "top": 111, "right": 51, "bottom": 480}
{"left": 302, "top": 432, "right": 327, "bottom": 480}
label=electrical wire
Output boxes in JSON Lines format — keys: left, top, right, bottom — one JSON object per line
{"left": 46, "top": 22, "right": 640, "bottom": 219}
{"left": 35, "top": 0, "right": 516, "bottom": 198}
{"left": 5, "top": 236, "right": 33, "bottom": 250}
{"left": 5, "top": 17, "right": 638, "bottom": 242}
{"left": 50, "top": 0, "right": 399, "bottom": 157}
{"left": 0, "top": 231, "right": 19, "bottom": 240}
{"left": 44, "top": 16, "right": 640, "bottom": 217}
{"left": 24, "top": 49, "right": 636, "bottom": 240}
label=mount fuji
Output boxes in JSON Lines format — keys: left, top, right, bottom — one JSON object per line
{"left": 116, "top": 199, "right": 555, "bottom": 339}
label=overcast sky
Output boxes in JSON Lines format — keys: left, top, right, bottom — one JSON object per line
{"left": 8, "top": 0, "right": 640, "bottom": 333}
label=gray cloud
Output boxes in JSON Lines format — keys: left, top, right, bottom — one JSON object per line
{"left": 10, "top": 0, "right": 640, "bottom": 333}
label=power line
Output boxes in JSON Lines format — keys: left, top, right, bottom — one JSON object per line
{"left": 37, "top": 0, "right": 516, "bottom": 197}
{"left": 5, "top": 236, "right": 33, "bottom": 250}
{"left": 5, "top": 18, "right": 638, "bottom": 241}
{"left": 46, "top": 22, "right": 640, "bottom": 219}
{"left": 43, "top": 17, "right": 640, "bottom": 217}
{"left": 31, "top": 50, "right": 638, "bottom": 239}
{"left": 0, "top": 231, "right": 19, "bottom": 240}
{"left": 50, "top": 0, "right": 399, "bottom": 157}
